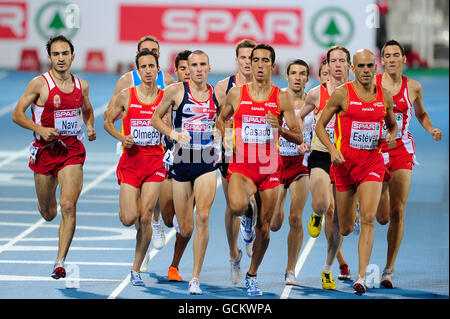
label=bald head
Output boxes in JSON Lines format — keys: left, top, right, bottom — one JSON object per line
{"left": 352, "top": 49, "right": 377, "bottom": 86}
{"left": 353, "top": 49, "right": 375, "bottom": 65}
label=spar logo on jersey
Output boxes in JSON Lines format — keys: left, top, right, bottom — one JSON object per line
{"left": 131, "top": 119, "right": 152, "bottom": 127}
{"left": 54, "top": 109, "right": 80, "bottom": 118}
{"left": 0, "top": 2, "right": 27, "bottom": 39}
{"left": 119, "top": 5, "right": 302, "bottom": 46}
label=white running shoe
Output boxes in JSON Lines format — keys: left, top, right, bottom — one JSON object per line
{"left": 284, "top": 270, "right": 299, "bottom": 286}
{"left": 188, "top": 277, "right": 203, "bottom": 295}
{"left": 381, "top": 268, "right": 394, "bottom": 288}
{"left": 353, "top": 276, "right": 366, "bottom": 295}
{"left": 152, "top": 217, "right": 165, "bottom": 249}
{"left": 240, "top": 202, "right": 256, "bottom": 257}
{"left": 230, "top": 249, "right": 242, "bottom": 285}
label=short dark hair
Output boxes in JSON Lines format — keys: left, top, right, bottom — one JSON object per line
{"left": 318, "top": 59, "right": 328, "bottom": 77}
{"left": 175, "top": 50, "right": 192, "bottom": 69}
{"left": 286, "top": 59, "right": 310, "bottom": 76}
{"left": 326, "top": 45, "right": 351, "bottom": 64}
{"left": 251, "top": 43, "right": 276, "bottom": 65}
{"left": 381, "top": 39, "right": 405, "bottom": 57}
{"left": 46, "top": 35, "right": 74, "bottom": 56}
{"left": 135, "top": 50, "right": 159, "bottom": 69}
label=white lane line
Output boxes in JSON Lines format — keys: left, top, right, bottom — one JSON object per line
{"left": 0, "top": 164, "right": 117, "bottom": 255}
{"left": 280, "top": 236, "right": 317, "bottom": 299}
{"left": 280, "top": 217, "right": 325, "bottom": 299}
{"left": 0, "top": 101, "right": 17, "bottom": 117}
{"left": 0, "top": 260, "right": 132, "bottom": 267}
{"left": 107, "top": 174, "right": 223, "bottom": 299}
{"left": 0, "top": 103, "right": 107, "bottom": 169}
{"left": 0, "top": 275, "right": 122, "bottom": 282}
{"left": 107, "top": 226, "right": 177, "bottom": 300}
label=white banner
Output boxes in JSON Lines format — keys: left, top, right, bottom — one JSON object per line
{"left": 0, "top": 0, "right": 376, "bottom": 74}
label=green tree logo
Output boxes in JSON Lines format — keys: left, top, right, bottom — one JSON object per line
{"left": 311, "top": 7, "right": 354, "bottom": 48}
{"left": 35, "top": 1, "right": 79, "bottom": 40}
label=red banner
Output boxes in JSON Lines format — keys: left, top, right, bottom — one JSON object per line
{"left": 0, "top": 2, "right": 26, "bottom": 39}
{"left": 120, "top": 5, "right": 302, "bottom": 46}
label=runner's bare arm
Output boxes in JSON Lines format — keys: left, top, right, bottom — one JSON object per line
{"left": 216, "top": 86, "right": 238, "bottom": 138}
{"left": 103, "top": 72, "right": 133, "bottom": 120}
{"left": 80, "top": 79, "right": 96, "bottom": 141}
{"left": 409, "top": 79, "right": 442, "bottom": 141}
{"left": 382, "top": 89, "right": 397, "bottom": 149}
{"left": 104, "top": 88, "right": 134, "bottom": 148}
{"left": 12, "top": 77, "right": 59, "bottom": 141}
{"left": 152, "top": 82, "right": 190, "bottom": 144}
{"left": 273, "top": 90, "right": 303, "bottom": 144}
{"left": 214, "top": 78, "right": 229, "bottom": 109}
{"left": 316, "top": 86, "right": 346, "bottom": 164}
{"left": 300, "top": 85, "right": 319, "bottom": 120}
{"left": 163, "top": 71, "right": 176, "bottom": 87}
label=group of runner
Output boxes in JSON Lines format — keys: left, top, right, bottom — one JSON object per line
{"left": 12, "top": 34, "right": 442, "bottom": 296}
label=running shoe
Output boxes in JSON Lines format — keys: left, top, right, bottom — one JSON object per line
{"left": 152, "top": 216, "right": 165, "bottom": 249}
{"left": 321, "top": 270, "right": 337, "bottom": 290}
{"left": 338, "top": 264, "right": 352, "bottom": 281}
{"left": 380, "top": 268, "right": 394, "bottom": 288}
{"left": 353, "top": 276, "right": 366, "bottom": 295}
{"left": 188, "top": 277, "right": 202, "bottom": 295}
{"left": 284, "top": 270, "right": 299, "bottom": 286}
{"left": 51, "top": 260, "right": 66, "bottom": 280}
{"left": 230, "top": 249, "right": 242, "bottom": 285}
{"left": 245, "top": 274, "right": 263, "bottom": 296}
{"left": 308, "top": 212, "right": 324, "bottom": 238}
{"left": 130, "top": 270, "right": 145, "bottom": 286}
{"left": 240, "top": 202, "right": 256, "bottom": 257}
{"left": 168, "top": 266, "right": 183, "bottom": 282}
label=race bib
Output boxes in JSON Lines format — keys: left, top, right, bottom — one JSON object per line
{"left": 130, "top": 119, "right": 160, "bottom": 146}
{"left": 350, "top": 121, "right": 381, "bottom": 150}
{"left": 241, "top": 115, "right": 273, "bottom": 144}
{"left": 182, "top": 121, "right": 214, "bottom": 150}
{"left": 381, "top": 113, "right": 403, "bottom": 139}
{"left": 54, "top": 108, "right": 82, "bottom": 136}
{"left": 279, "top": 121, "right": 298, "bottom": 156}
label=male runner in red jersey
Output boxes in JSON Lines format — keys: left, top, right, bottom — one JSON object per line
{"left": 375, "top": 40, "right": 442, "bottom": 288}
{"left": 104, "top": 50, "right": 166, "bottom": 286}
{"left": 315, "top": 49, "right": 397, "bottom": 295}
{"left": 12, "top": 35, "right": 96, "bottom": 279}
{"left": 217, "top": 44, "right": 302, "bottom": 296}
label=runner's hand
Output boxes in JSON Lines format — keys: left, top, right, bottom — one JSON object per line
{"left": 385, "top": 132, "right": 396, "bottom": 149}
{"left": 330, "top": 148, "right": 345, "bottom": 165}
{"left": 266, "top": 111, "right": 281, "bottom": 130}
{"left": 121, "top": 135, "right": 134, "bottom": 148}
{"left": 171, "top": 130, "right": 191, "bottom": 144}
{"left": 431, "top": 128, "right": 442, "bottom": 141}
{"left": 38, "top": 127, "right": 59, "bottom": 142}
{"left": 297, "top": 142, "right": 309, "bottom": 155}
{"left": 87, "top": 126, "right": 96, "bottom": 141}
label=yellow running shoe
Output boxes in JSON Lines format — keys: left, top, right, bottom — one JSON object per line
{"left": 321, "top": 270, "right": 337, "bottom": 290}
{"left": 308, "top": 212, "right": 324, "bottom": 238}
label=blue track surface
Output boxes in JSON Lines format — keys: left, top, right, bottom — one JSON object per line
{"left": 0, "top": 70, "right": 448, "bottom": 303}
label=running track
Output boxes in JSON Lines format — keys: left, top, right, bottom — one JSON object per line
{"left": 0, "top": 71, "right": 447, "bottom": 305}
